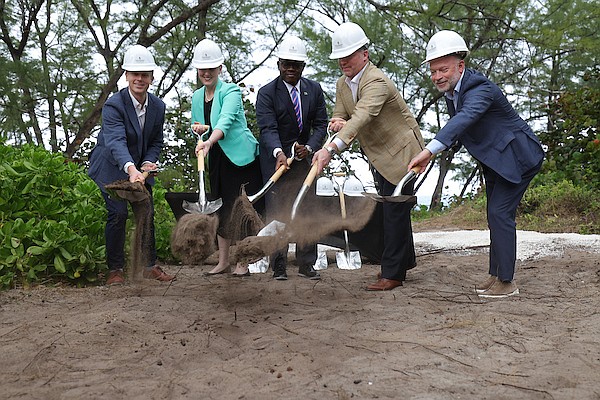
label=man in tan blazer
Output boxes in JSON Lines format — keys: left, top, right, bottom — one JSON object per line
{"left": 313, "top": 22, "right": 424, "bottom": 291}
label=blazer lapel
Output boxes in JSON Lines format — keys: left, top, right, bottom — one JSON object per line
{"left": 209, "top": 80, "right": 223, "bottom": 127}
{"left": 143, "top": 95, "right": 158, "bottom": 152}
{"left": 197, "top": 86, "right": 207, "bottom": 125}
{"left": 121, "top": 89, "right": 143, "bottom": 155}
{"left": 299, "top": 78, "right": 309, "bottom": 127}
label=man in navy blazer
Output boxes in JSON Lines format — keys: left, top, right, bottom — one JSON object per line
{"left": 88, "top": 45, "right": 175, "bottom": 285}
{"left": 256, "top": 36, "right": 328, "bottom": 280}
{"left": 409, "top": 31, "right": 544, "bottom": 298}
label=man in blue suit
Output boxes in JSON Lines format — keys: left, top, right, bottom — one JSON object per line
{"left": 256, "top": 36, "right": 328, "bottom": 280}
{"left": 88, "top": 45, "right": 175, "bottom": 285}
{"left": 408, "top": 30, "right": 544, "bottom": 298}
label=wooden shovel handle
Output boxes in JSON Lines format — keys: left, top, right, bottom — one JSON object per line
{"left": 197, "top": 149, "right": 205, "bottom": 173}
{"left": 302, "top": 163, "right": 319, "bottom": 187}
{"left": 338, "top": 187, "right": 347, "bottom": 220}
{"left": 270, "top": 157, "right": 294, "bottom": 183}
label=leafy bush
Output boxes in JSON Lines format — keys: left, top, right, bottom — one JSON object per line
{"left": 0, "top": 145, "right": 183, "bottom": 289}
{"left": 519, "top": 179, "right": 599, "bottom": 234}
{"left": 152, "top": 184, "right": 177, "bottom": 263}
{"left": 0, "top": 144, "right": 106, "bottom": 288}
{"left": 541, "top": 68, "right": 600, "bottom": 191}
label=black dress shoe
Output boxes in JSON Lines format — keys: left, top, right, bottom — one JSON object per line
{"left": 273, "top": 263, "right": 287, "bottom": 280}
{"left": 298, "top": 265, "right": 320, "bottom": 280}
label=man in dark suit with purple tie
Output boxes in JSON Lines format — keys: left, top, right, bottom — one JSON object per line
{"left": 256, "top": 36, "right": 328, "bottom": 281}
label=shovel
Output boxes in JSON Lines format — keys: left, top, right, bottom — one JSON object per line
{"left": 290, "top": 135, "right": 334, "bottom": 220}
{"left": 182, "top": 149, "right": 223, "bottom": 214}
{"left": 105, "top": 170, "right": 156, "bottom": 203}
{"left": 335, "top": 179, "right": 361, "bottom": 270}
{"left": 247, "top": 144, "right": 296, "bottom": 204}
{"left": 361, "top": 167, "right": 420, "bottom": 203}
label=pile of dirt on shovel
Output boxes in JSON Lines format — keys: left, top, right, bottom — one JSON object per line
{"left": 231, "top": 195, "right": 377, "bottom": 263}
{"left": 104, "top": 180, "right": 150, "bottom": 199}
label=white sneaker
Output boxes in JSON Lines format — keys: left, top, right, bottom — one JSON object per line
{"left": 478, "top": 280, "right": 519, "bottom": 298}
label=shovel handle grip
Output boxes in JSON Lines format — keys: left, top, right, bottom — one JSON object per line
{"left": 197, "top": 149, "right": 205, "bottom": 173}
{"left": 191, "top": 123, "right": 210, "bottom": 131}
{"left": 270, "top": 157, "right": 294, "bottom": 183}
{"left": 271, "top": 164, "right": 287, "bottom": 183}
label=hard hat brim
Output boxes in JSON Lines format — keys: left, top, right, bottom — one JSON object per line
{"left": 277, "top": 54, "right": 308, "bottom": 62}
{"left": 191, "top": 58, "right": 224, "bottom": 69}
{"left": 122, "top": 63, "right": 157, "bottom": 72}
{"left": 329, "top": 38, "right": 369, "bottom": 59}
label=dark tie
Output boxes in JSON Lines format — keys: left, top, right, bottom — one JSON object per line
{"left": 291, "top": 87, "right": 303, "bottom": 132}
{"left": 445, "top": 95, "right": 456, "bottom": 117}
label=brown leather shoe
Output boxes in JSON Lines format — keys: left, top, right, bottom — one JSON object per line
{"left": 366, "top": 278, "right": 403, "bottom": 291}
{"left": 143, "top": 266, "right": 176, "bottom": 282}
{"left": 106, "top": 270, "right": 124, "bottom": 286}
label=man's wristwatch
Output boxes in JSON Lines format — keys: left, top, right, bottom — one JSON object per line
{"left": 325, "top": 146, "right": 337, "bottom": 157}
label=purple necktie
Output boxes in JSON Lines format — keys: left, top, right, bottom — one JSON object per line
{"left": 291, "top": 86, "right": 303, "bottom": 132}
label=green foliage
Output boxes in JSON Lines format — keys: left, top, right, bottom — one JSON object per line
{"left": 519, "top": 179, "right": 599, "bottom": 234}
{"left": 0, "top": 144, "right": 182, "bottom": 289}
{"left": 0, "top": 145, "right": 106, "bottom": 288}
{"left": 151, "top": 184, "right": 178, "bottom": 263}
{"left": 541, "top": 68, "right": 600, "bottom": 190}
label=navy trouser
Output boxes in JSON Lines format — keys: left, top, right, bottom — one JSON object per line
{"left": 102, "top": 186, "right": 156, "bottom": 271}
{"left": 483, "top": 161, "right": 541, "bottom": 281}
{"left": 374, "top": 171, "right": 416, "bottom": 281}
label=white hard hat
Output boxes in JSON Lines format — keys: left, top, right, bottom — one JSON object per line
{"left": 316, "top": 176, "right": 337, "bottom": 197}
{"left": 122, "top": 45, "right": 158, "bottom": 72}
{"left": 192, "top": 39, "right": 225, "bottom": 69}
{"left": 329, "top": 22, "right": 370, "bottom": 59}
{"left": 423, "top": 30, "right": 470, "bottom": 64}
{"left": 277, "top": 36, "right": 308, "bottom": 62}
{"left": 342, "top": 174, "right": 365, "bottom": 197}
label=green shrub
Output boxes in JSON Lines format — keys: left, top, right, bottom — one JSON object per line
{"left": 151, "top": 184, "right": 177, "bottom": 263}
{"left": 519, "top": 179, "right": 599, "bottom": 233}
{"left": 0, "top": 144, "right": 106, "bottom": 288}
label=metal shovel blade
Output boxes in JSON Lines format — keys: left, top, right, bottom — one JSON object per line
{"left": 361, "top": 167, "right": 420, "bottom": 203}
{"left": 247, "top": 156, "right": 293, "bottom": 204}
{"left": 183, "top": 149, "right": 222, "bottom": 214}
{"left": 336, "top": 249, "right": 362, "bottom": 270}
{"left": 182, "top": 197, "right": 223, "bottom": 214}
{"left": 336, "top": 183, "right": 361, "bottom": 270}
{"left": 290, "top": 162, "right": 318, "bottom": 220}
{"left": 361, "top": 192, "right": 417, "bottom": 204}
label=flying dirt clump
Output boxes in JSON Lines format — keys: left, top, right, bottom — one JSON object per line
{"left": 170, "top": 213, "right": 218, "bottom": 264}
{"left": 228, "top": 186, "right": 265, "bottom": 241}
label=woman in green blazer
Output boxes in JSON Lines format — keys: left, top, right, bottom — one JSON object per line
{"left": 190, "top": 39, "right": 263, "bottom": 277}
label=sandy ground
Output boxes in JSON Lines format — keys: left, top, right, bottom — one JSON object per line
{"left": 1, "top": 229, "right": 600, "bottom": 400}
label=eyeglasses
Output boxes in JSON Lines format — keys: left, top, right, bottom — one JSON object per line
{"left": 279, "top": 60, "right": 305, "bottom": 70}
